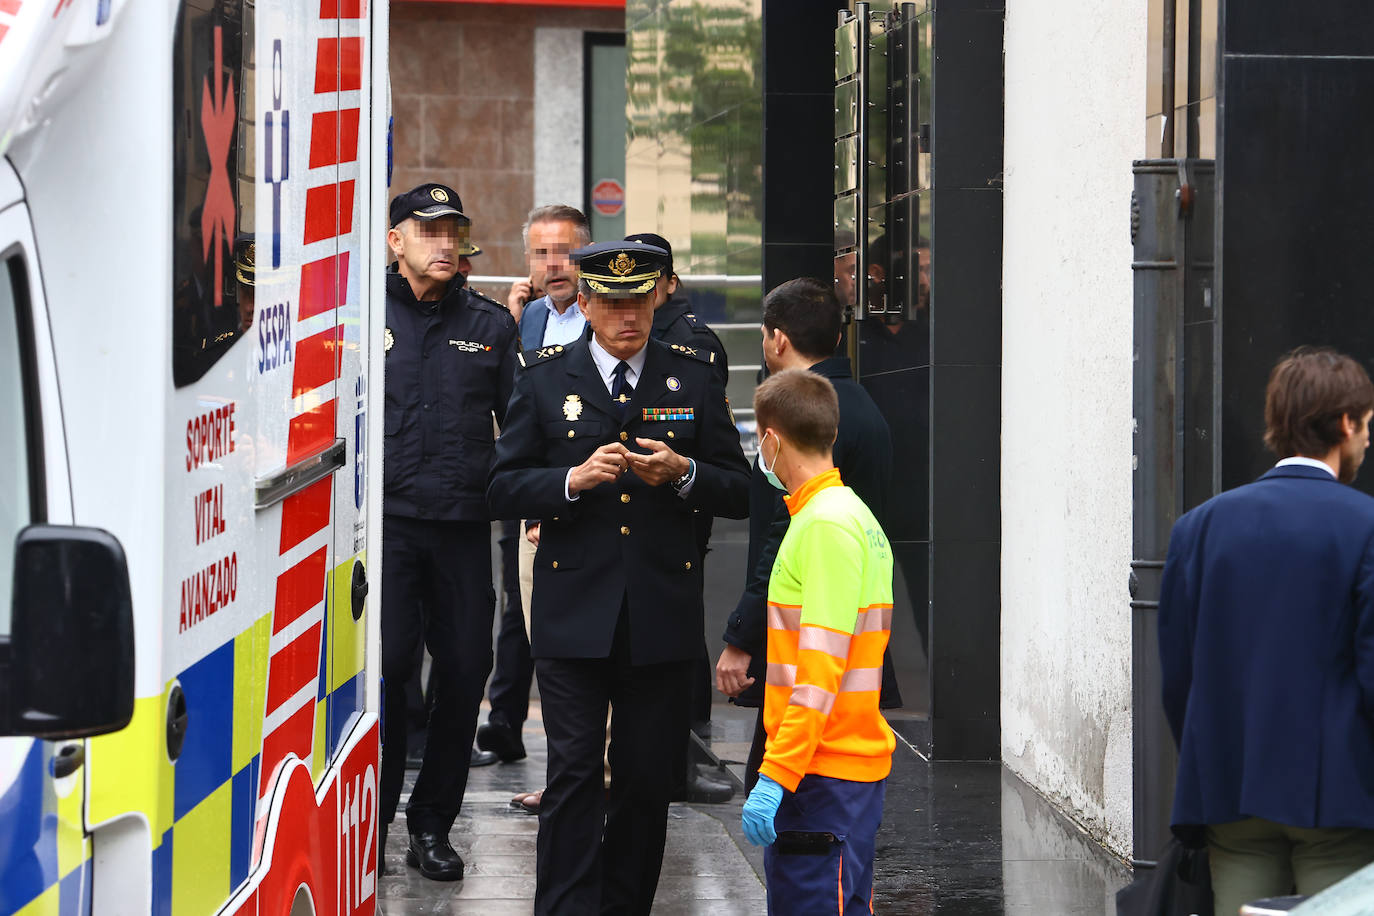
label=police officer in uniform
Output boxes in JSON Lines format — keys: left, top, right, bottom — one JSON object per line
{"left": 624, "top": 231, "right": 728, "bottom": 386}
{"left": 488, "top": 241, "right": 750, "bottom": 915}
{"left": 380, "top": 183, "right": 517, "bottom": 880}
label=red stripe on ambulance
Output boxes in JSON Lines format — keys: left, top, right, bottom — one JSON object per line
{"left": 298, "top": 252, "right": 349, "bottom": 320}
{"left": 308, "top": 109, "right": 361, "bottom": 168}
{"left": 265, "top": 621, "right": 324, "bottom": 711}
{"left": 287, "top": 399, "right": 338, "bottom": 464}
{"left": 319, "top": 0, "right": 365, "bottom": 18}
{"left": 271, "top": 547, "right": 328, "bottom": 634}
{"left": 294, "top": 324, "right": 344, "bottom": 396}
{"left": 280, "top": 479, "right": 333, "bottom": 553}
{"left": 303, "top": 180, "right": 355, "bottom": 244}
{"left": 313, "top": 37, "right": 362, "bottom": 93}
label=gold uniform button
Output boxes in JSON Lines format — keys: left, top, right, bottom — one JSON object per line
{"left": 667, "top": 430, "right": 675, "bottom": 439}
{"left": 685, "top": 561, "right": 692, "bottom": 571}
{"left": 567, "top": 429, "right": 575, "bottom": 438}
{"left": 620, "top": 431, "right": 629, "bottom": 442}
{"left": 552, "top": 561, "right": 559, "bottom": 569}
{"left": 620, "top": 525, "right": 630, "bottom": 535}
{"left": 620, "top": 493, "right": 631, "bottom": 503}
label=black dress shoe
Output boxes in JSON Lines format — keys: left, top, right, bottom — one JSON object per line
{"left": 470, "top": 746, "right": 499, "bottom": 767}
{"left": 475, "top": 714, "right": 526, "bottom": 762}
{"left": 406, "top": 832, "right": 464, "bottom": 881}
{"left": 685, "top": 765, "right": 736, "bottom": 804}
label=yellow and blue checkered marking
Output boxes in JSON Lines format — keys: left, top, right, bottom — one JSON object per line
{"left": 15, "top": 554, "right": 369, "bottom": 916}
{"left": 0, "top": 741, "right": 92, "bottom": 916}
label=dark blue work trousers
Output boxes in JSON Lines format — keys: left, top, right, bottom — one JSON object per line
{"left": 764, "top": 775, "right": 887, "bottom": 916}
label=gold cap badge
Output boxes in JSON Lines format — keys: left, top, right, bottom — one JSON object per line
{"left": 610, "top": 252, "right": 636, "bottom": 277}
{"left": 431, "top": 187, "right": 449, "bottom": 202}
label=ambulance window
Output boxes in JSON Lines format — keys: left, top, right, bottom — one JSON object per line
{"left": 171, "top": 0, "right": 256, "bottom": 388}
{"left": 0, "top": 254, "right": 40, "bottom": 637}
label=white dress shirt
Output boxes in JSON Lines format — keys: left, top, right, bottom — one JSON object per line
{"left": 542, "top": 299, "right": 586, "bottom": 346}
{"left": 1275, "top": 456, "right": 1337, "bottom": 479}
{"left": 588, "top": 335, "right": 647, "bottom": 392}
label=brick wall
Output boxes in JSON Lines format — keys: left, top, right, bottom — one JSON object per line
{"left": 389, "top": 2, "right": 624, "bottom": 280}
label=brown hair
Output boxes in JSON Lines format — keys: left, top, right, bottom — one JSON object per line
{"left": 1264, "top": 346, "right": 1374, "bottom": 457}
{"left": 753, "top": 369, "right": 839, "bottom": 456}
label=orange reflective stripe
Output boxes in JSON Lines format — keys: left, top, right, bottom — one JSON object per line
{"left": 839, "top": 667, "right": 883, "bottom": 693}
{"left": 767, "top": 603, "right": 802, "bottom": 631}
{"left": 798, "top": 624, "right": 852, "bottom": 658}
{"left": 855, "top": 604, "right": 893, "bottom": 633}
{"left": 790, "top": 684, "right": 836, "bottom": 715}
{"left": 767, "top": 661, "right": 797, "bottom": 687}
{"left": 837, "top": 850, "right": 845, "bottom": 915}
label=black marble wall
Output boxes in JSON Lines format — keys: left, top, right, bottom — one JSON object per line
{"left": 925, "top": 0, "right": 1004, "bottom": 762}
{"left": 1219, "top": 1, "right": 1374, "bottom": 494}
{"left": 761, "top": 0, "right": 1004, "bottom": 760}
{"left": 760, "top": 0, "right": 844, "bottom": 289}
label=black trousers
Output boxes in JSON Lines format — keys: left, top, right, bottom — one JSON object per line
{"left": 380, "top": 516, "right": 495, "bottom": 836}
{"left": 535, "top": 610, "right": 691, "bottom": 916}
{"left": 486, "top": 518, "right": 532, "bottom": 728}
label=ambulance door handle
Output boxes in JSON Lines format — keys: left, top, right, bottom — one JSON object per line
{"left": 52, "top": 742, "right": 84, "bottom": 779}
{"left": 254, "top": 439, "right": 348, "bottom": 509}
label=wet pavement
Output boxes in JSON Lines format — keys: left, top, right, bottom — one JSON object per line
{"left": 378, "top": 702, "right": 1131, "bottom": 914}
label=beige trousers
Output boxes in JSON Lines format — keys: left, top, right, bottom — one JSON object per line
{"left": 1208, "top": 817, "right": 1374, "bottom": 915}
{"left": 519, "top": 521, "right": 535, "bottom": 639}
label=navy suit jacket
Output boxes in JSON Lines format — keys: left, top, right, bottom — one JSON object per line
{"left": 1160, "top": 463, "right": 1374, "bottom": 838}
{"left": 518, "top": 295, "right": 551, "bottom": 352}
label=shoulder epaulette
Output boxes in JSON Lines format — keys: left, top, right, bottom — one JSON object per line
{"left": 665, "top": 342, "right": 717, "bottom": 365}
{"left": 517, "top": 342, "right": 571, "bottom": 369}
{"left": 468, "top": 287, "right": 509, "bottom": 314}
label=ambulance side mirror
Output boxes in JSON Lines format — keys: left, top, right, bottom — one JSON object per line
{"left": 2, "top": 525, "right": 136, "bottom": 739}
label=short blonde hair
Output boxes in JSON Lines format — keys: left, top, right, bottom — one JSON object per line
{"left": 753, "top": 369, "right": 839, "bottom": 456}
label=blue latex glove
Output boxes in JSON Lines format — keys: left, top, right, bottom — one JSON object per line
{"left": 741, "top": 775, "right": 786, "bottom": 846}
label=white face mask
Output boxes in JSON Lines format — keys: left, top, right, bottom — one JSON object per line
{"left": 758, "top": 431, "right": 786, "bottom": 491}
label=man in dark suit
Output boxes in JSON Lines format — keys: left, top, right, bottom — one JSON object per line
{"left": 1159, "top": 346, "right": 1374, "bottom": 915}
{"left": 478, "top": 205, "right": 593, "bottom": 770}
{"left": 715, "top": 278, "right": 899, "bottom": 791}
{"left": 488, "top": 241, "right": 750, "bottom": 915}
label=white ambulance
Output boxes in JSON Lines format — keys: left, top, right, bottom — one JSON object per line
{"left": 0, "top": 0, "right": 388, "bottom": 913}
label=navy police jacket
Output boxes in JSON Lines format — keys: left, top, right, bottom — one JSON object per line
{"left": 487, "top": 333, "right": 750, "bottom": 665}
{"left": 383, "top": 267, "right": 517, "bottom": 521}
{"left": 652, "top": 291, "right": 728, "bottom": 387}
{"left": 1159, "top": 463, "right": 1374, "bottom": 840}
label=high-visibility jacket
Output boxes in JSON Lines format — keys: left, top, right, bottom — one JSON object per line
{"left": 758, "top": 468, "right": 897, "bottom": 792}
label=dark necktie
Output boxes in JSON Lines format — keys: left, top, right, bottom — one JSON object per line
{"left": 611, "top": 360, "right": 634, "bottom": 419}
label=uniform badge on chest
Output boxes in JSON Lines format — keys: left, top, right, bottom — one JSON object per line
{"left": 563, "top": 394, "right": 584, "bottom": 420}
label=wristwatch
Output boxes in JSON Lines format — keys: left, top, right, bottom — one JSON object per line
{"left": 670, "top": 459, "right": 695, "bottom": 490}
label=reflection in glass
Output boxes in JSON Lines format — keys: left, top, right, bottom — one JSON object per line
{"left": 625, "top": 0, "right": 762, "bottom": 324}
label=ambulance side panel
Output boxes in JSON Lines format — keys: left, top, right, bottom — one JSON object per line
{"left": 2, "top": 0, "right": 385, "bottom": 911}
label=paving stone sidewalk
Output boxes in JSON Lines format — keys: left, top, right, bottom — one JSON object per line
{"left": 377, "top": 701, "right": 765, "bottom": 915}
